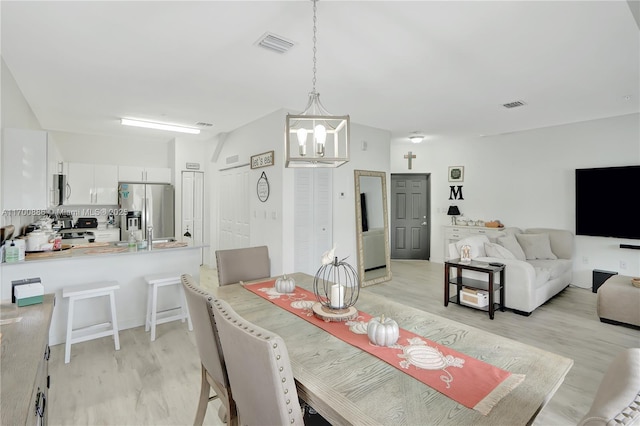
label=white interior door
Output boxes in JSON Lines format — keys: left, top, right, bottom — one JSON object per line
{"left": 219, "top": 166, "right": 250, "bottom": 250}
{"left": 181, "top": 171, "right": 204, "bottom": 246}
{"left": 293, "top": 168, "right": 332, "bottom": 275}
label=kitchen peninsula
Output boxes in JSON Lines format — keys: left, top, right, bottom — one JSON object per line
{"left": 0, "top": 243, "right": 203, "bottom": 345}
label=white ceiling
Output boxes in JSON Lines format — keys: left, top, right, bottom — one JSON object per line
{"left": 2, "top": 1, "right": 639, "bottom": 146}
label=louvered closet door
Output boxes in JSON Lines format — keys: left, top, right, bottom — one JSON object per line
{"left": 294, "top": 169, "right": 332, "bottom": 275}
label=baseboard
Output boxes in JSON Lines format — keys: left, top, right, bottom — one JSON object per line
{"left": 599, "top": 317, "right": 640, "bottom": 330}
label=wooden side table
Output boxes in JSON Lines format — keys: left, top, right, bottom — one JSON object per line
{"left": 444, "top": 259, "right": 505, "bottom": 319}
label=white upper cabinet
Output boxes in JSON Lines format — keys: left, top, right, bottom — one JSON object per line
{"left": 2, "top": 128, "right": 48, "bottom": 210}
{"left": 118, "top": 166, "right": 171, "bottom": 183}
{"left": 65, "top": 162, "right": 118, "bottom": 205}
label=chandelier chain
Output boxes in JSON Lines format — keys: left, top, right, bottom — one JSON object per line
{"left": 312, "top": 0, "right": 318, "bottom": 93}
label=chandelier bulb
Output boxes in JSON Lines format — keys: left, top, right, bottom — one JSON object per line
{"left": 314, "top": 124, "right": 327, "bottom": 156}
{"left": 296, "top": 128, "right": 308, "bottom": 156}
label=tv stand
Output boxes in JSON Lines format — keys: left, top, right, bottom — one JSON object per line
{"left": 620, "top": 244, "right": 640, "bottom": 250}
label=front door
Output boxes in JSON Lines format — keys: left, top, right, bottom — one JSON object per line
{"left": 390, "top": 174, "right": 430, "bottom": 260}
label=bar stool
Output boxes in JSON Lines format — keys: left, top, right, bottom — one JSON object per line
{"left": 144, "top": 273, "right": 193, "bottom": 341}
{"left": 63, "top": 281, "right": 120, "bottom": 364}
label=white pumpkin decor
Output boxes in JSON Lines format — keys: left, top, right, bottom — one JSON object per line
{"left": 367, "top": 315, "right": 400, "bottom": 347}
{"left": 275, "top": 274, "right": 296, "bottom": 294}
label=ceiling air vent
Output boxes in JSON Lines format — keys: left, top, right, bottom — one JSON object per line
{"left": 503, "top": 100, "right": 527, "bottom": 109}
{"left": 196, "top": 122, "right": 213, "bottom": 127}
{"left": 255, "top": 32, "right": 295, "bottom": 54}
{"left": 226, "top": 155, "right": 239, "bottom": 165}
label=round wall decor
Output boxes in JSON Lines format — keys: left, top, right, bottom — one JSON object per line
{"left": 257, "top": 171, "right": 270, "bottom": 202}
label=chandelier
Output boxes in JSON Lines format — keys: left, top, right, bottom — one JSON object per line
{"left": 285, "top": 0, "right": 350, "bottom": 168}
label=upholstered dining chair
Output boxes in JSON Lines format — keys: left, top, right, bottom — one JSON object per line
{"left": 180, "top": 274, "right": 237, "bottom": 426}
{"left": 208, "top": 297, "right": 304, "bottom": 425}
{"left": 215, "top": 245, "right": 271, "bottom": 286}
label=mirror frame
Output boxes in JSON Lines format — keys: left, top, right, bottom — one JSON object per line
{"left": 354, "top": 170, "right": 392, "bottom": 287}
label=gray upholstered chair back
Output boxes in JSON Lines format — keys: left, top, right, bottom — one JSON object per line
{"left": 215, "top": 245, "right": 271, "bottom": 286}
{"left": 181, "top": 274, "right": 236, "bottom": 425}
{"left": 208, "top": 298, "right": 304, "bottom": 425}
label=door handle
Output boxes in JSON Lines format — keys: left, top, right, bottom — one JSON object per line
{"left": 421, "top": 221, "right": 427, "bottom": 226}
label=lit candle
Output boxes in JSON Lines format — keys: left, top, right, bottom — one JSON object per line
{"left": 330, "top": 284, "right": 344, "bottom": 308}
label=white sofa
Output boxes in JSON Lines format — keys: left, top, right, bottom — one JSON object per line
{"left": 448, "top": 227, "right": 574, "bottom": 315}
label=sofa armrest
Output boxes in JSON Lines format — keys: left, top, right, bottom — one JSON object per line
{"left": 475, "top": 257, "right": 538, "bottom": 312}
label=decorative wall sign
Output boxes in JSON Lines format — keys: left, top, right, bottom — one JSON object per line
{"left": 448, "top": 166, "right": 464, "bottom": 182}
{"left": 257, "top": 171, "right": 270, "bottom": 202}
{"left": 251, "top": 151, "right": 275, "bottom": 169}
{"left": 449, "top": 185, "right": 464, "bottom": 200}
{"left": 404, "top": 151, "right": 416, "bottom": 170}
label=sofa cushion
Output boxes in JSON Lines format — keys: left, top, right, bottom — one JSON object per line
{"left": 527, "top": 259, "right": 572, "bottom": 280}
{"left": 497, "top": 234, "right": 526, "bottom": 261}
{"left": 455, "top": 235, "right": 490, "bottom": 259}
{"left": 516, "top": 233, "right": 558, "bottom": 260}
{"left": 484, "top": 242, "right": 517, "bottom": 260}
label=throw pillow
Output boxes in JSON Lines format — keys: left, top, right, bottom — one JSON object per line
{"left": 454, "top": 235, "right": 490, "bottom": 259}
{"left": 484, "top": 242, "right": 517, "bottom": 260}
{"left": 515, "top": 233, "right": 558, "bottom": 260}
{"left": 497, "top": 234, "right": 526, "bottom": 261}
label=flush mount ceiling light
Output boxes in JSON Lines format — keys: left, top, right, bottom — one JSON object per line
{"left": 285, "top": 0, "right": 350, "bottom": 168}
{"left": 409, "top": 133, "right": 424, "bottom": 144}
{"left": 121, "top": 118, "right": 201, "bottom": 135}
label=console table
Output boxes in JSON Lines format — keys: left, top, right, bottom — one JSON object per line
{"left": 444, "top": 259, "right": 505, "bottom": 319}
{"left": 443, "top": 225, "right": 505, "bottom": 259}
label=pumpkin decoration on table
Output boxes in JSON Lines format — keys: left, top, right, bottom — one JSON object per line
{"left": 275, "top": 274, "right": 296, "bottom": 294}
{"left": 367, "top": 314, "right": 400, "bottom": 347}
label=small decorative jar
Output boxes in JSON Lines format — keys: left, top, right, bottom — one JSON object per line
{"left": 275, "top": 274, "right": 296, "bottom": 294}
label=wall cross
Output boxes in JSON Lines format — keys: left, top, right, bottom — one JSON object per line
{"left": 404, "top": 151, "right": 416, "bottom": 170}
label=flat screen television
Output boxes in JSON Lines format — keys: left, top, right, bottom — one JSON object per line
{"left": 575, "top": 165, "right": 640, "bottom": 240}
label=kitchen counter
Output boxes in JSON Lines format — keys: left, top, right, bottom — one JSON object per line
{"left": 1, "top": 243, "right": 204, "bottom": 345}
{"left": 5, "top": 240, "right": 197, "bottom": 263}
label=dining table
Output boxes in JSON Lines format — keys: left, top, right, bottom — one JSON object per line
{"left": 212, "top": 272, "right": 573, "bottom": 426}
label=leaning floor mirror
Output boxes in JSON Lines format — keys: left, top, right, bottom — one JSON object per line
{"left": 354, "top": 170, "right": 392, "bottom": 287}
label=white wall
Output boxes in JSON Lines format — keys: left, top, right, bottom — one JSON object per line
{"left": 212, "top": 109, "right": 391, "bottom": 276}
{"left": 391, "top": 113, "right": 640, "bottom": 287}
{"left": 51, "top": 130, "right": 172, "bottom": 167}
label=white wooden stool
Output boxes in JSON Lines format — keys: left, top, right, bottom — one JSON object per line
{"left": 144, "top": 273, "right": 193, "bottom": 341}
{"left": 63, "top": 281, "right": 120, "bottom": 364}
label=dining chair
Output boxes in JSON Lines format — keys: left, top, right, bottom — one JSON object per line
{"left": 215, "top": 245, "right": 271, "bottom": 286}
{"left": 208, "top": 297, "right": 304, "bottom": 425}
{"left": 180, "top": 274, "right": 237, "bottom": 426}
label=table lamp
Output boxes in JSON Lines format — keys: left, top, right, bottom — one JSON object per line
{"left": 447, "top": 205, "right": 461, "bottom": 225}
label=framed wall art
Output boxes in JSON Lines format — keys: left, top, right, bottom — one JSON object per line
{"left": 448, "top": 166, "right": 464, "bottom": 182}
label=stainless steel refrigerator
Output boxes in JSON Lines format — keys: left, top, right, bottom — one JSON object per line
{"left": 118, "top": 182, "right": 175, "bottom": 241}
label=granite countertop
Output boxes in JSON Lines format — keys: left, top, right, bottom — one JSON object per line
{"left": 3, "top": 241, "right": 204, "bottom": 264}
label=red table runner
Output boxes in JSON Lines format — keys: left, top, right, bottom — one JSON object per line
{"left": 244, "top": 280, "right": 524, "bottom": 415}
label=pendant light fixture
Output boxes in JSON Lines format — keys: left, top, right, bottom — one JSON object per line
{"left": 285, "top": 0, "right": 350, "bottom": 168}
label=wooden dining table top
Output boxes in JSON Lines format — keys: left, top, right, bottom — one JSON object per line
{"left": 212, "top": 272, "right": 573, "bottom": 426}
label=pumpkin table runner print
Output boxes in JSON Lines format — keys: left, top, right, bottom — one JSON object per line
{"left": 244, "top": 281, "right": 524, "bottom": 415}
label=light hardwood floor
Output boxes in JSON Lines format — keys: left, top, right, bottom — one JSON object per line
{"left": 48, "top": 261, "right": 639, "bottom": 425}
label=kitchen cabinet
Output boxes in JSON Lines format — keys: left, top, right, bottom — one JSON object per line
{"left": 118, "top": 166, "right": 172, "bottom": 183}
{"left": 65, "top": 163, "right": 118, "bottom": 205}
{"left": 1, "top": 128, "right": 48, "bottom": 210}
